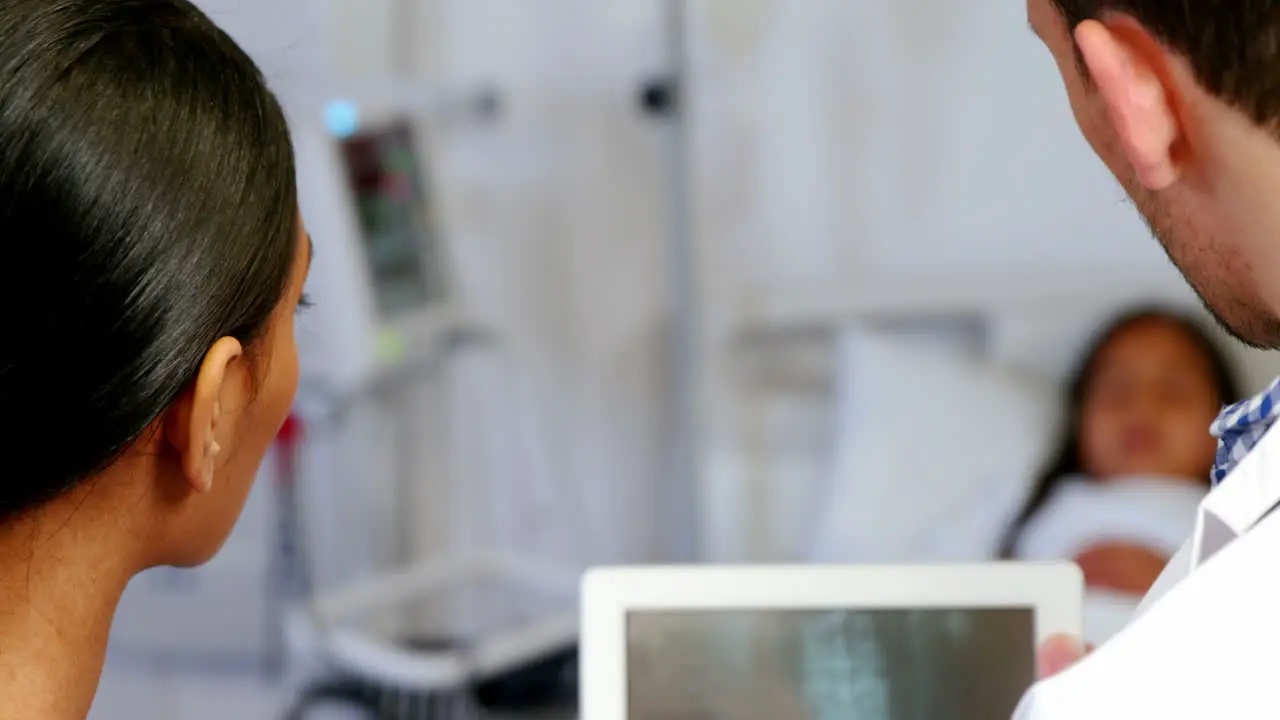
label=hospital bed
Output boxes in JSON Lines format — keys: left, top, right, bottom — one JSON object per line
{"left": 713, "top": 264, "right": 1280, "bottom": 644}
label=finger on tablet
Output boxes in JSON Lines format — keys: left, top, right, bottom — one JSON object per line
{"left": 1037, "top": 634, "right": 1088, "bottom": 679}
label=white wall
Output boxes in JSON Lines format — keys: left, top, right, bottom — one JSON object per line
{"left": 686, "top": 0, "right": 1165, "bottom": 286}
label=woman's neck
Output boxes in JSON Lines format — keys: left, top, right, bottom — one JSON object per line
{"left": 0, "top": 492, "right": 141, "bottom": 719}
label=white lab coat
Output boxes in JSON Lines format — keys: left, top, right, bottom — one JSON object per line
{"left": 1013, "top": 421, "right": 1280, "bottom": 718}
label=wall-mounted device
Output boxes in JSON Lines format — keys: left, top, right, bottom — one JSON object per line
{"left": 294, "top": 97, "right": 465, "bottom": 398}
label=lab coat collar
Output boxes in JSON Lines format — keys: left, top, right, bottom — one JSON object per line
{"left": 1013, "top": 410, "right": 1280, "bottom": 719}
{"left": 1192, "top": 422, "right": 1280, "bottom": 569}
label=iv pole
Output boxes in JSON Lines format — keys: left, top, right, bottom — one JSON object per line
{"left": 646, "top": 0, "right": 704, "bottom": 562}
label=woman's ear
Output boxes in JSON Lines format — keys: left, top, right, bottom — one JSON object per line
{"left": 165, "top": 337, "right": 245, "bottom": 494}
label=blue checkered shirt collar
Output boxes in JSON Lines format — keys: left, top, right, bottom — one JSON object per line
{"left": 1211, "top": 377, "right": 1280, "bottom": 486}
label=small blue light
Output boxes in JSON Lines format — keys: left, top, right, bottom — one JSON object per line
{"left": 324, "top": 100, "right": 359, "bottom": 138}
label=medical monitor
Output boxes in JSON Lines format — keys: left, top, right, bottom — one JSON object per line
{"left": 337, "top": 120, "right": 446, "bottom": 320}
{"left": 581, "top": 564, "right": 1082, "bottom": 720}
{"left": 293, "top": 101, "right": 464, "bottom": 393}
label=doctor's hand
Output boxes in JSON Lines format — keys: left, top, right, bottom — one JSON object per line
{"left": 1037, "top": 635, "right": 1093, "bottom": 680}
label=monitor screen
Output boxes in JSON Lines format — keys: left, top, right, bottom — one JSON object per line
{"left": 626, "top": 608, "right": 1035, "bottom": 720}
{"left": 339, "top": 121, "right": 446, "bottom": 319}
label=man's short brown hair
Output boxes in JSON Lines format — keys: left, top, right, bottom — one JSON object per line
{"left": 1052, "top": 0, "right": 1280, "bottom": 128}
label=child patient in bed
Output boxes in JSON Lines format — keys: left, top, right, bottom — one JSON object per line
{"left": 998, "top": 307, "right": 1241, "bottom": 603}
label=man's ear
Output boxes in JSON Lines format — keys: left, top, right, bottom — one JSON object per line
{"left": 165, "top": 337, "right": 245, "bottom": 494}
{"left": 1075, "top": 17, "right": 1180, "bottom": 190}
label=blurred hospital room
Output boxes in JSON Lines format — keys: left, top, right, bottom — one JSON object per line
{"left": 87, "top": 0, "right": 1280, "bottom": 718}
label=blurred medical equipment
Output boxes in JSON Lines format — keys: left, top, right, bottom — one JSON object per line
{"left": 316, "top": 0, "right": 699, "bottom": 571}
{"left": 282, "top": 88, "right": 582, "bottom": 719}
{"left": 290, "top": 89, "right": 475, "bottom": 593}
{"left": 581, "top": 564, "right": 1082, "bottom": 719}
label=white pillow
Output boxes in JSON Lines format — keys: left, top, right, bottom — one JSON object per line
{"left": 809, "top": 327, "right": 1059, "bottom": 562}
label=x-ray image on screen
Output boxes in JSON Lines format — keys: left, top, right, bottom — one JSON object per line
{"left": 626, "top": 608, "right": 1034, "bottom": 720}
{"left": 339, "top": 121, "right": 446, "bottom": 319}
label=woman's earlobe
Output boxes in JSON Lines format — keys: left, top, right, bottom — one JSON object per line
{"left": 198, "top": 463, "right": 213, "bottom": 494}
{"left": 182, "top": 336, "right": 243, "bottom": 494}
{"left": 196, "top": 439, "right": 221, "bottom": 494}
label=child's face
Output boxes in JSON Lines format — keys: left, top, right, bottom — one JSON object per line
{"left": 1079, "top": 319, "right": 1222, "bottom": 483}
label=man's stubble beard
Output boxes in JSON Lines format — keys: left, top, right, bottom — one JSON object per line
{"left": 1129, "top": 183, "right": 1280, "bottom": 350}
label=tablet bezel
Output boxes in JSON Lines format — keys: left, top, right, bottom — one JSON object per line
{"left": 580, "top": 563, "right": 1083, "bottom": 719}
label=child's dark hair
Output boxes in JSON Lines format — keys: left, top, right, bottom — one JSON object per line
{"left": 996, "top": 306, "right": 1243, "bottom": 559}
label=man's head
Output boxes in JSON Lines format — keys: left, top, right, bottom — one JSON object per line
{"left": 1028, "top": 0, "right": 1280, "bottom": 348}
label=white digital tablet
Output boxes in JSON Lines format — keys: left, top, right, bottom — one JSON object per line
{"left": 581, "top": 563, "right": 1083, "bottom": 720}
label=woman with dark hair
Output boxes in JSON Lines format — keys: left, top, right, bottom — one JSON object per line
{"left": 0, "top": 1, "right": 308, "bottom": 715}
{"left": 998, "top": 307, "right": 1242, "bottom": 598}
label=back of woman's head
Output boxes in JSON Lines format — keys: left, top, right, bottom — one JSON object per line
{"left": 997, "top": 305, "right": 1243, "bottom": 557}
{"left": 0, "top": 0, "right": 298, "bottom": 517}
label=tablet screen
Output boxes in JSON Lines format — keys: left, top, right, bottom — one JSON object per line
{"left": 626, "top": 608, "right": 1034, "bottom": 720}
